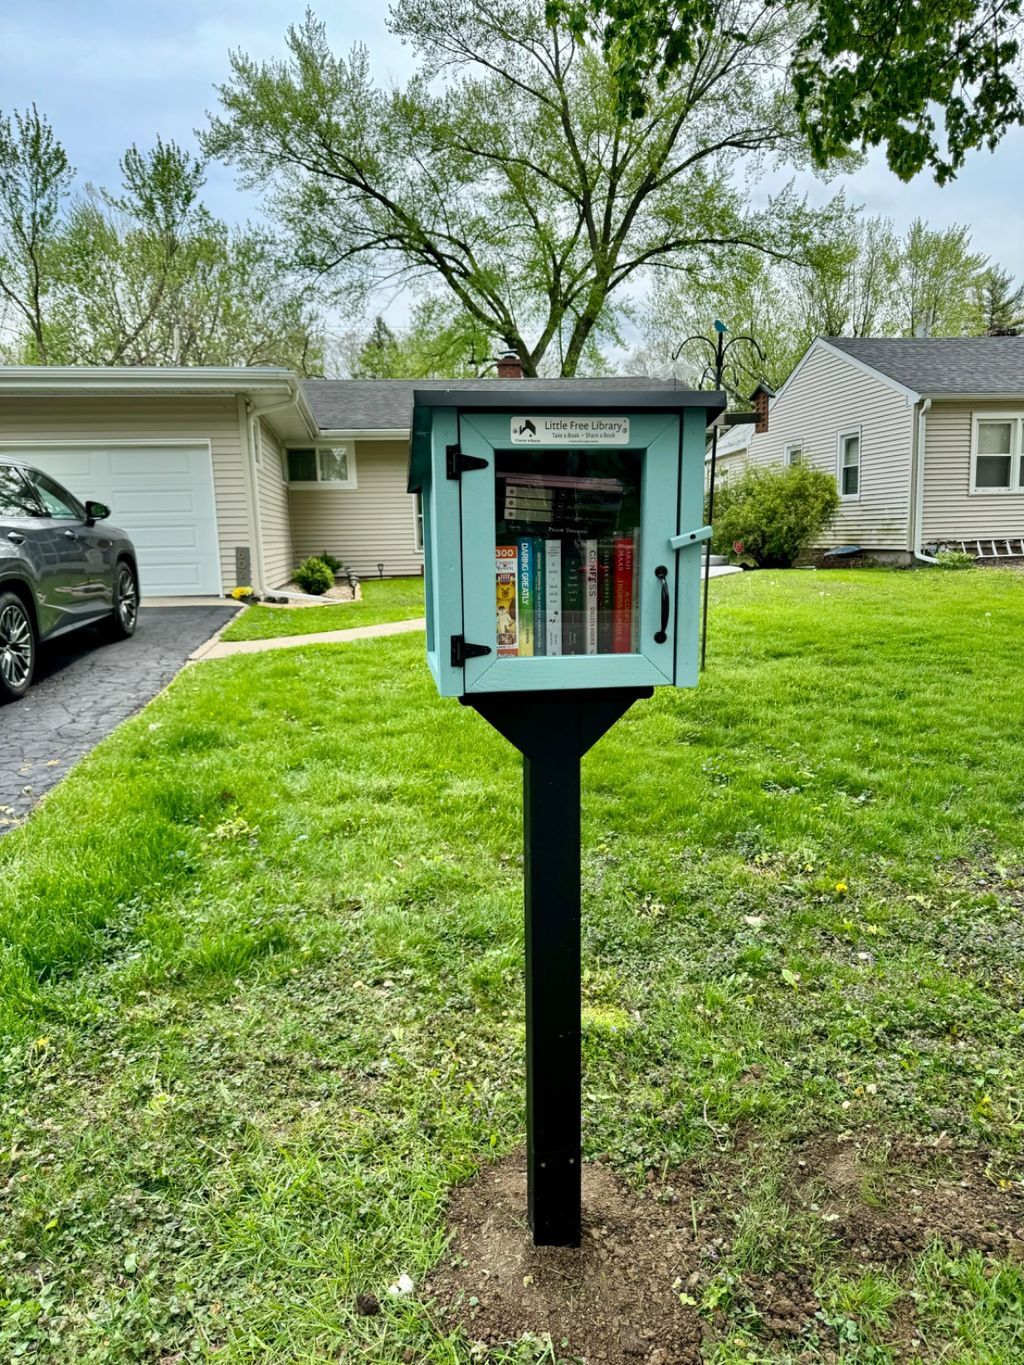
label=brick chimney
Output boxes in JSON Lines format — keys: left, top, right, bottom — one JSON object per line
{"left": 497, "top": 350, "right": 523, "bottom": 379}
{"left": 749, "top": 381, "right": 774, "bottom": 434}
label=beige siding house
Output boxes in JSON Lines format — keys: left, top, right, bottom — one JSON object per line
{"left": 1, "top": 365, "right": 690, "bottom": 596}
{"left": 738, "top": 337, "right": 1024, "bottom": 561}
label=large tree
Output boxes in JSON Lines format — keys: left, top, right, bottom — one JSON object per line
{"left": 550, "top": 0, "right": 1024, "bottom": 184}
{"left": 0, "top": 109, "right": 325, "bottom": 372}
{"left": 204, "top": 4, "right": 845, "bottom": 377}
{"left": 977, "top": 264, "right": 1024, "bottom": 335}
{"left": 0, "top": 105, "right": 74, "bottom": 362}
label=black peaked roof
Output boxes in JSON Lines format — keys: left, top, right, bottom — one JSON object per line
{"left": 301, "top": 375, "right": 697, "bottom": 432}
{"left": 825, "top": 336, "right": 1024, "bottom": 396}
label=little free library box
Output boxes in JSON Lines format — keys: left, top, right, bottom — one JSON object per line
{"left": 407, "top": 383, "right": 726, "bottom": 694}
{"left": 407, "top": 382, "right": 726, "bottom": 1247}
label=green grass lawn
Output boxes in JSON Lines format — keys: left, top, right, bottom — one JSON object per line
{"left": 2, "top": 568, "right": 1024, "bottom": 1362}
{"left": 222, "top": 575, "right": 424, "bottom": 641}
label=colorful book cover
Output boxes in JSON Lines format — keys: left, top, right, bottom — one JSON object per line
{"left": 516, "top": 536, "right": 535, "bottom": 657}
{"left": 597, "top": 538, "right": 614, "bottom": 653}
{"left": 562, "top": 540, "right": 584, "bottom": 655}
{"left": 583, "top": 539, "right": 599, "bottom": 655}
{"left": 533, "top": 538, "right": 546, "bottom": 656}
{"left": 496, "top": 544, "right": 518, "bottom": 657}
{"left": 612, "top": 534, "right": 635, "bottom": 653}
{"left": 544, "top": 540, "right": 562, "bottom": 655}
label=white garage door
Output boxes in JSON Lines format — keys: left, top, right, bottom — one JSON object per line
{"left": 8, "top": 444, "right": 222, "bottom": 596}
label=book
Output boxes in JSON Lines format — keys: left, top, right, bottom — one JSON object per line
{"left": 583, "top": 539, "right": 599, "bottom": 655}
{"left": 597, "top": 538, "right": 614, "bottom": 653}
{"left": 612, "top": 534, "right": 635, "bottom": 653}
{"left": 533, "top": 538, "right": 546, "bottom": 656}
{"left": 496, "top": 544, "right": 518, "bottom": 657}
{"left": 516, "top": 537, "right": 535, "bottom": 656}
{"left": 544, "top": 540, "right": 562, "bottom": 655}
{"left": 630, "top": 526, "right": 641, "bottom": 651}
{"left": 562, "top": 540, "right": 584, "bottom": 655}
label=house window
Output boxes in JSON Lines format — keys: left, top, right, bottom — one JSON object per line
{"left": 414, "top": 493, "right": 424, "bottom": 552}
{"left": 837, "top": 430, "right": 860, "bottom": 498}
{"left": 286, "top": 445, "right": 357, "bottom": 489}
{"left": 972, "top": 416, "right": 1024, "bottom": 493}
{"left": 784, "top": 444, "right": 803, "bottom": 467}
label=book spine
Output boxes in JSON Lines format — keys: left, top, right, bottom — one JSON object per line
{"left": 630, "top": 525, "right": 640, "bottom": 652}
{"left": 562, "top": 541, "right": 584, "bottom": 655}
{"left": 496, "top": 543, "right": 518, "bottom": 657}
{"left": 533, "top": 538, "right": 546, "bottom": 656}
{"left": 597, "top": 537, "right": 614, "bottom": 653}
{"left": 544, "top": 540, "right": 562, "bottom": 655}
{"left": 583, "top": 539, "right": 599, "bottom": 655}
{"left": 517, "top": 537, "right": 535, "bottom": 656}
{"left": 612, "top": 534, "right": 634, "bottom": 653}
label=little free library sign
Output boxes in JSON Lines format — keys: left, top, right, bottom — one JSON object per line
{"left": 408, "top": 383, "right": 725, "bottom": 1246}
{"left": 510, "top": 414, "right": 630, "bottom": 444}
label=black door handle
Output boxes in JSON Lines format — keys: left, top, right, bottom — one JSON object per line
{"left": 64, "top": 529, "right": 77, "bottom": 540}
{"left": 654, "top": 565, "right": 669, "bottom": 643}
{"left": 7, "top": 531, "right": 24, "bottom": 545}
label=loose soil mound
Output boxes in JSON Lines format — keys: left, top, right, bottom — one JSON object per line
{"left": 426, "top": 1135, "right": 1024, "bottom": 1364}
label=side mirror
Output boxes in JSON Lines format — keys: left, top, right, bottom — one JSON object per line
{"left": 84, "top": 500, "right": 110, "bottom": 525}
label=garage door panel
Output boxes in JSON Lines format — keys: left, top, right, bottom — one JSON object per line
{"left": 5, "top": 444, "right": 222, "bottom": 595}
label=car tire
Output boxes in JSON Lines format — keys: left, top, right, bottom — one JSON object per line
{"left": 107, "top": 559, "right": 139, "bottom": 640}
{"left": 0, "top": 591, "right": 36, "bottom": 702}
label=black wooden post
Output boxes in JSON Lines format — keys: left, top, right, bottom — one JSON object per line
{"left": 465, "top": 688, "right": 652, "bottom": 1246}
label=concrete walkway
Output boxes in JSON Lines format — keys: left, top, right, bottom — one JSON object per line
{"left": 191, "top": 565, "right": 742, "bottom": 661}
{"left": 190, "top": 615, "right": 427, "bottom": 660}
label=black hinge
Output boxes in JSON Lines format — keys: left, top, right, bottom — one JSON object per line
{"left": 446, "top": 444, "right": 489, "bottom": 479}
{"left": 450, "top": 634, "right": 492, "bottom": 668}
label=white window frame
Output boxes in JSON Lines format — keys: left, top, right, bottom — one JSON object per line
{"left": 970, "top": 413, "right": 1024, "bottom": 495}
{"left": 836, "top": 427, "right": 862, "bottom": 501}
{"left": 784, "top": 443, "right": 803, "bottom": 467}
{"left": 413, "top": 492, "right": 424, "bottom": 553}
{"left": 286, "top": 443, "right": 358, "bottom": 490}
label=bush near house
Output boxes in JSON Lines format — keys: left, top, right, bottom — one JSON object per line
{"left": 712, "top": 465, "right": 841, "bottom": 568}
{"left": 292, "top": 556, "right": 335, "bottom": 595}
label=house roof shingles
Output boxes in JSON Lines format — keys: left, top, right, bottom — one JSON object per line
{"left": 825, "top": 336, "right": 1024, "bottom": 396}
{"left": 300, "top": 375, "right": 695, "bottom": 432}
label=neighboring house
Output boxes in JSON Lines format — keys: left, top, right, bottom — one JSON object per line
{"left": 0, "top": 366, "right": 694, "bottom": 595}
{"left": 739, "top": 336, "right": 1024, "bottom": 562}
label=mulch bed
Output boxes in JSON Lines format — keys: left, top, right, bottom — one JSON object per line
{"left": 425, "top": 1134, "right": 1024, "bottom": 1364}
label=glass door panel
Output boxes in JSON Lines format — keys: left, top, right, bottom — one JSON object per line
{"left": 493, "top": 449, "right": 642, "bottom": 660}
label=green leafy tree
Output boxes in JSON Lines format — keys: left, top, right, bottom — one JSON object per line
{"left": 712, "top": 464, "right": 842, "bottom": 567}
{"left": 977, "top": 265, "right": 1024, "bottom": 336}
{"left": 550, "top": 0, "right": 1024, "bottom": 183}
{"left": 0, "top": 112, "right": 325, "bottom": 372}
{"left": 204, "top": 5, "right": 846, "bottom": 377}
{"left": 0, "top": 105, "right": 73, "bottom": 362}
{"left": 895, "top": 218, "right": 988, "bottom": 337}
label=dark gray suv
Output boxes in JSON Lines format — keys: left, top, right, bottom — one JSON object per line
{"left": 0, "top": 460, "right": 139, "bottom": 702}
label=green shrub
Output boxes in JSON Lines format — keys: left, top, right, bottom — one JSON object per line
{"left": 934, "top": 548, "right": 976, "bottom": 570}
{"left": 320, "top": 550, "right": 343, "bottom": 575}
{"left": 293, "top": 557, "right": 334, "bottom": 595}
{"left": 712, "top": 464, "right": 841, "bottom": 568}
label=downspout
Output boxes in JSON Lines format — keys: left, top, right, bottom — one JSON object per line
{"left": 912, "top": 399, "right": 937, "bottom": 564}
{"left": 239, "top": 396, "right": 268, "bottom": 594}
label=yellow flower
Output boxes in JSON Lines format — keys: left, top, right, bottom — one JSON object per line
{"left": 835, "top": 881, "right": 848, "bottom": 894}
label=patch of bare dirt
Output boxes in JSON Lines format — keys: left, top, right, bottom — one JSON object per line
{"left": 427, "top": 1154, "right": 704, "bottom": 1364}
{"left": 426, "top": 1135, "right": 1024, "bottom": 1363}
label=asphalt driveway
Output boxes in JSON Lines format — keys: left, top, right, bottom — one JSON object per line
{"left": 0, "top": 605, "right": 237, "bottom": 828}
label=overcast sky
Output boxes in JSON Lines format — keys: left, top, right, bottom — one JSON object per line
{"left": 4, "top": 0, "right": 1024, "bottom": 337}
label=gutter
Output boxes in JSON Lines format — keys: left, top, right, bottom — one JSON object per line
{"left": 912, "top": 398, "right": 936, "bottom": 564}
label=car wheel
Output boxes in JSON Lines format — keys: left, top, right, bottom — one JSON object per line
{"left": 0, "top": 591, "right": 36, "bottom": 701}
{"left": 108, "top": 560, "right": 139, "bottom": 640}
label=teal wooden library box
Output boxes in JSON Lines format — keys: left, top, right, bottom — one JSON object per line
{"left": 407, "top": 385, "right": 726, "bottom": 698}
